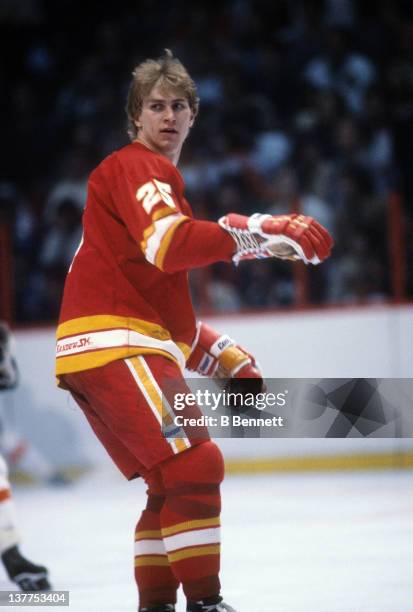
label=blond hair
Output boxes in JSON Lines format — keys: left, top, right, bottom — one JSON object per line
{"left": 126, "top": 49, "right": 199, "bottom": 140}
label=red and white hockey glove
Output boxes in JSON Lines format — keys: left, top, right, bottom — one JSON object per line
{"left": 187, "top": 322, "right": 263, "bottom": 383}
{"left": 218, "top": 213, "right": 333, "bottom": 265}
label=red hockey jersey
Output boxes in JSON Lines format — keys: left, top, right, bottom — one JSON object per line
{"left": 56, "top": 142, "right": 234, "bottom": 383}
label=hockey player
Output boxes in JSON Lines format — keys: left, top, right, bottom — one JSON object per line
{"left": 55, "top": 50, "right": 333, "bottom": 611}
{"left": 0, "top": 323, "right": 70, "bottom": 486}
{"left": 0, "top": 322, "right": 51, "bottom": 591}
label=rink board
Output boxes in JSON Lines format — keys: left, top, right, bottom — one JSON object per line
{"left": 5, "top": 304, "right": 413, "bottom": 474}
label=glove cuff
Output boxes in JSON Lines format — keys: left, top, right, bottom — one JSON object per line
{"left": 209, "top": 334, "right": 235, "bottom": 358}
{"left": 217, "top": 345, "right": 251, "bottom": 377}
{"left": 218, "top": 214, "right": 271, "bottom": 264}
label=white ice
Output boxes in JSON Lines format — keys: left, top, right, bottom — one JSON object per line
{"left": 2, "top": 466, "right": 413, "bottom": 612}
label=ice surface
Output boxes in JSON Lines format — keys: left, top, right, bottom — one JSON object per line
{"left": 3, "top": 466, "right": 413, "bottom": 611}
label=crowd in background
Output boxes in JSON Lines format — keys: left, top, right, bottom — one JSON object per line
{"left": 0, "top": 0, "right": 412, "bottom": 321}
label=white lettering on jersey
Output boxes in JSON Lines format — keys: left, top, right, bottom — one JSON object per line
{"left": 136, "top": 180, "right": 175, "bottom": 214}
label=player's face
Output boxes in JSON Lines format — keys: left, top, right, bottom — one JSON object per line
{"left": 135, "top": 84, "right": 194, "bottom": 164}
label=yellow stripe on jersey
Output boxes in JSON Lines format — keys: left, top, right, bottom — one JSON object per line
{"left": 126, "top": 357, "right": 191, "bottom": 454}
{"left": 128, "top": 356, "right": 164, "bottom": 424}
{"left": 152, "top": 207, "right": 178, "bottom": 222}
{"left": 161, "top": 517, "right": 221, "bottom": 538}
{"left": 173, "top": 438, "right": 189, "bottom": 452}
{"left": 177, "top": 341, "right": 192, "bottom": 361}
{"left": 55, "top": 315, "right": 192, "bottom": 380}
{"left": 140, "top": 208, "right": 178, "bottom": 254}
{"left": 57, "top": 314, "right": 171, "bottom": 341}
{"left": 140, "top": 224, "right": 156, "bottom": 255}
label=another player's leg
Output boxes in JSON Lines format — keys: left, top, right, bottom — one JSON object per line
{"left": 1, "top": 545, "right": 51, "bottom": 591}
{"left": 0, "top": 455, "right": 51, "bottom": 591}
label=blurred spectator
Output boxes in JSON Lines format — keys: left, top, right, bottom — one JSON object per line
{"left": 39, "top": 198, "right": 82, "bottom": 269}
{"left": 327, "top": 166, "right": 388, "bottom": 302}
{"left": 266, "top": 165, "right": 334, "bottom": 233}
{"left": 44, "top": 152, "right": 89, "bottom": 221}
{"left": 207, "top": 265, "right": 243, "bottom": 312}
{"left": 303, "top": 27, "right": 377, "bottom": 114}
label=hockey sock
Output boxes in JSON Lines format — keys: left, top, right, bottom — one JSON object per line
{"left": 0, "top": 456, "right": 20, "bottom": 554}
{"left": 158, "top": 441, "right": 224, "bottom": 603}
{"left": 135, "top": 470, "right": 179, "bottom": 608}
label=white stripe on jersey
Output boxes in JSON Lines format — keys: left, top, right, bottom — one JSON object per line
{"left": 56, "top": 328, "right": 186, "bottom": 370}
{"left": 144, "top": 213, "right": 185, "bottom": 265}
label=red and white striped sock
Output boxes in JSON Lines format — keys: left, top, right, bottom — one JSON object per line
{"left": 134, "top": 474, "right": 179, "bottom": 608}
{"left": 159, "top": 441, "right": 224, "bottom": 602}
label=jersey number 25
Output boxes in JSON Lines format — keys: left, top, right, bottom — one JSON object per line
{"left": 136, "top": 179, "right": 175, "bottom": 214}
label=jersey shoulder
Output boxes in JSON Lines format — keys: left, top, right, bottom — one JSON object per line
{"left": 112, "top": 143, "right": 182, "bottom": 186}
{"left": 90, "top": 143, "right": 185, "bottom": 201}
